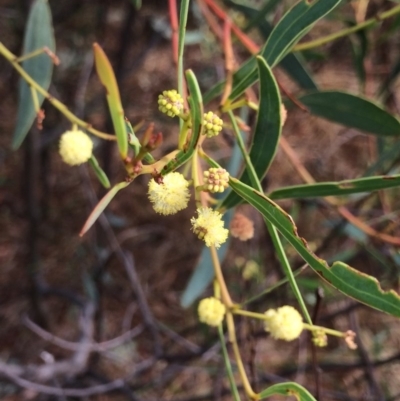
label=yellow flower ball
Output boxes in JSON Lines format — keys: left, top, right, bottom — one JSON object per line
{"left": 158, "top": 89, "right": 184, "bottom": 118}
{"left": 59, "top": 129, "right": 93, "bottom": 166}
{"left": 191, "top": 207, "right": 229, "bottom": 248}
{"left": 264, "top": 305, "right": 303, "bottom": 341}
{"left": 148, "top": 172, "right": 190, "bottom": 215}
{"left": 203, "top": 111, "right": 223, "bottom": 138}
{"left": 198, "top": 297, "right": 226, "bottom": 327}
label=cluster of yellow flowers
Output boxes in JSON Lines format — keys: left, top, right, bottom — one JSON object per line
{"left": 148, "top": 172, "right": 190, "bottom": 215}
{"left": 197, "top": 299, "right": 305, "bottom": 343}
{"left": 147, "top": 171, "right": 229, "bottom": 248}
{"left": 59, "top": 90, "right": 347, "bottom": 352}
{"left": 264, "top": 305, "right": 304, "bottom": 341}
{"left": 59, "top": 129, "right": 93, "bottom": 166}
{"left": 198, "top": 300, "right": 304, "bottom": 343}
{"left": 158, "top": 89, "right": 224, "bottom": 139}
{"left": 191, "top": 207, "right": 229, "bottom": 248}
{"left": 198, "top": 297, "right": 226, "bottom": 326}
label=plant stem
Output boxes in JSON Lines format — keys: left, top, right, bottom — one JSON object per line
{"left": 218, "top": 324, "right": 241, "bottom": 401}
{"left": 210, "top": 245, "right": 233, "bottom": 307}
{"left": 227, "top": 110, "right": 312, "bottom": 325}
{"left": 293, "top": 4, "right": 400, "bottom": 51}
{"left": 232, "top": 309, "right": 347, "bottom": 339}
{"left": 226, "top": 312, "right": 259, "bottom": 400}
{"left": 0, "top": 42, "right": 115, "bottom": 141}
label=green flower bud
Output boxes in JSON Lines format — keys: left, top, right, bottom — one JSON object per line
{"left": 203, "top": 111, "right": 223, "bottom": 138}
{"left": 158, "top": 89, "right": 184, "bottom": 118}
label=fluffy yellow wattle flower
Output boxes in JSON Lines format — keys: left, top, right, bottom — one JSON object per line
{"left": 148, "top": 172, "right": 190, "bottom": 215}
{"left": 191, "top": 207, "right": 229, "bottom": 248}
{"left": 198, "top": 297, "right": 226, "bottom": 327}
{"left": 59, "top": 129, "right": 93, "bottom": 166}
{"left": 264, "top": 305, "right": 303, "bottom": 341}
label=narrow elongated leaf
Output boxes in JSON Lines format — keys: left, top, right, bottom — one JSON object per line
{"left": 299, "top": 91, "right": 400, "bottom": 136}
{"left": 93, "top": 43, "right": 128, "bottom": 158}
{"left": 221, "top": 57, "right": 281, "bottom": 210}
{"left": 227, "top": 0, "right": 318, "bottom": 90}
{"left": 186, "top": 70, "right": 203, "bottom": 149}
{"left": 348, "top": 23, "right": 368, "bottom": 86}
{"left": 230, "top": 177, "right": 400, "bottom": 317}
{"left": 213, "top": 0, "right": 342, "bottom": 102}
{"left": 280, "top": 53, "right": 318, "bottom": 91}
{"left": 12, "top": 0, "right": 55, "bottom": 149}
{"left": 259, "top": 382, "right": 316, "bottom": 400}
{"left": 264, "top": 0, "right": 342, "bottom": 66}
{"left": 162, "top": 69, "right": 202, "bottom": 175}
{"left": 269, "top": 174, "right": 400, "bottom": 199}
{"left": 89, "top": 155, "right": 111, "bottom": 189}
{"left": 79, "top": 181, "right": 130, "bottom": 236}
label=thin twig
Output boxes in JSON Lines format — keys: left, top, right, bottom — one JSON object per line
{"left": 23, "top": 315, "right": 144, "bottom": 352}
{"left": 0, "top": 358, "right": 155, "bottom": 397}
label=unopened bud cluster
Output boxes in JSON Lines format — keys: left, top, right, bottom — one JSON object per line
{"left": 312, "top": 329, "right": 328, "bottom": 347}
{"left": 203, "top": 111, "right": 223, "bottom": 138}
{"left": 203, "top": 168, "right": 229, "bottom": 193}
{"left": 158, "top": 89, "right": 184, "bottom": 117}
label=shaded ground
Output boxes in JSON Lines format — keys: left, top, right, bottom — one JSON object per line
{"left": 1, "top": 0, "right": 400, "bottom": 400}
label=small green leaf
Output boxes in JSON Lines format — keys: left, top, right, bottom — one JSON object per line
{"left": 230, "top": 177, "right": 400, "bottom": 317}
{"left": 89, "top": 155, "right": 111, "bottom": 189}
{"left": 299, "top": 91, "right": 400, "bottom": 136}
{"left": 12, "top": 0, "right": 55, "bottom": 149}
{"left": 259, "top": 382, "right": 317, "bottom": 400}
{"left": 221, "top": 57, "right": 281, "bottom": 210}
{"left": 269, "top": 174, "right": 400, "bottom": 199}
{"left": 93, "top": 43, "right": 128, "bottom": 158}
{"left": 80, "top": 181, "right": 130, "bottom": 236}
{"left": 186, "top": 69, "right": 203, "bottom": 149}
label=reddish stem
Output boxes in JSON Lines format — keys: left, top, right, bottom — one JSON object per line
{"left": 168, "top": 0, "right": 179, "bottom": 64}
{"left": 201, "top": 0, "right": 259, "bottom": 54}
